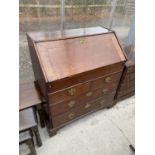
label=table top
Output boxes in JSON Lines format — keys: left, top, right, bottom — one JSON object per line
{"left": 35, "top": 32, "right": 126, "bottom": 82}
{"left": 19, "top": 82, "right": 42, "bottom": 110}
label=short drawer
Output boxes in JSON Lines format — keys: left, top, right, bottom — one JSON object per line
{"left": 50, "top": 86, "right": 116, "bottom": 116}
{"left": 91, "top": 72, "right": 122, "bottom": 91}
{"left": 51, "top": 94, "right": 115, "bottom": 127}
{"left": 48, "top": 82, "right": 90, "bottom": 104}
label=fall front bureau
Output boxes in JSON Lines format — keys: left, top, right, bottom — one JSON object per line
{"left": 27, "top": 27, "right": 126, "bottom": 136}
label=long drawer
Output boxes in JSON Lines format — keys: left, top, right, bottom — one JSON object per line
{"left": 91, "top": 72, "right": 122, "bottom": 90}
{"left": 50, "top": 87, "right": 117, "bottom": 117}
{"left": 51, "top": 94, "right": 114, "bottom": 127}
{"left": 48, "top": 72, "right": 122, "bottom": 104}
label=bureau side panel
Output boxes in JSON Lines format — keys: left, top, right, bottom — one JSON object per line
{"left": 27, "top": 34, "right": 47, "bottom": 99}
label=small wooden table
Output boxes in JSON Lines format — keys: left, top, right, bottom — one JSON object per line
{"left": 19, "top": 108, "right": 42, "bottom": 147}
{"left": 19, "top": 82, "right": 46, "bottom": 127}
{"left": 19, "top": 130, "right": 37, "bottom": 155}
{"left": 19, "top": 82, "right": 41, "bottom": 110}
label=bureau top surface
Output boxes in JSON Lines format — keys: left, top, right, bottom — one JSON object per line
{"left": 34, "top": 31, "right": 126, "bottom": 82}
{"left": 28, "top": 26, "right": 111, "bottom": 42}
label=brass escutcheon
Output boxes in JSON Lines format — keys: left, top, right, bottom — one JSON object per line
{"left": 86, "top": 91, "right": 93, "bottom": 97}
{"left": 68, "top": 113, "right": 75, "bottom": 119}
{"left": 105, "top": 77, "right": 111, "bottom": 83}
{"left": 68, "top": 88, "right": 76, "bottom": 96}
{"left": 80, "top": 37, "right": 87, "bottom": 44}
{"left": 85, "top": 103, "right": 91, "bottom": 109}
{"left": 68, "top": 101, "right": 76, "bottom": 108}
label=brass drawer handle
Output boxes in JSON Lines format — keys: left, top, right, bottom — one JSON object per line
{"left": 86, "top": 91, "right": 93, "bottom": 97}
{"left": 68, "top": 113, "right": 75, "bottom": 119}
{"left": 68, "top": 101, "right": 76, "bottom": 108}
{"left": 68, "top": 88, "right": 76, "bottom": 96}
{"left": 85, "top": 103, "right": 91, "bottom": 109}
{"left": 105, "top": 77, "right": 111, "bottom": 83}
{"left": 102, "top": 88, "right": 108, "bottom": 94}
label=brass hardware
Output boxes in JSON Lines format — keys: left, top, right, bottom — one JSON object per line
{"left": 49, "top": 85, "right": 52, "bottom": 88}
{"left": 68, "top": 88, "right": 76, "bottom": 96}
{"left": 68, "top": 113, "right": 75, "bottom": 119}
{"left": 102, "top": 88, "right": 108, "bottom": 94}
{"left": 85, "top": 103, "right": 91, "bottom": 109}
{"left": 86, "top": 91, "right": 93, "bottom": 97}
{"left": 80, "top": 37, "right": 87, "bottom": 44}
{"left": 68, "top": 101, "right": 75, "bottom": 108}
{"left": 105, "top": 77, "right": 111, "bottom": 83}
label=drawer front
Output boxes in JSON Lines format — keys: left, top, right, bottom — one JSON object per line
{"left": 48, "top": 71, "right": 121, "bottom": 105}
{"left": 50, "top": 87, "right": 117, "bottom": 116}
{"left": 91, "top": 72, "right": 122, "bottom": 91}
{"left": 51, "top": 94, "right": 114, "bottom": 127}
{"left": 48, "top": 82, "right": 90, "bottom": 104}
{"left": 47, "top": 62, "right": 124, "bottom": 93}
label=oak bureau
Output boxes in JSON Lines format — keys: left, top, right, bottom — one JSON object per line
{"left": 27, "top": 27, "right": 126, "bottom": 136}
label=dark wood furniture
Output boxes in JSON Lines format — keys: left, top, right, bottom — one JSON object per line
{"left": 19, "top": 82, "right": 41, "bottom": 110}
{"left": 115, "top": 45, "right": 135, "bottom": 101}
{"left": 19, "top": 130, "right": 37, "bottom": 155}
{"left": 27, "top": 27, "right": 126, "bottom": 136}
{"left": 19, "top": 107, "right": 42, "bottom": 147}
{"left": 19, "top": 82, "right": 45, "bottom": 127}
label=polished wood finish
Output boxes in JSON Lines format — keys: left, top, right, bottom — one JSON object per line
{"left": 19, "top": 82, "right": 46, "bottom": 127}
{"left": 47, "top": 63, "right": 123, "bottom": 93}
{"left": 50, "top": 90, "right": 116, "bottom": 117}
{"left": 52, "top": 93, "right": 115, "bottom": 127}
{"left": 36, "top": 33, "right": 125, "bottom": 83}
{"left": 19, "top": 82, "right": 42, "bottom": 110}
{"left": 27, "top": 27, "right": 126, "bottom": 136}
{"left": 48, "top": 82, "right": 90, "bottom": 104}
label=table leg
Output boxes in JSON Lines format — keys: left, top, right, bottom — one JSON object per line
{"left": 26, "top": 139, "right": 37, "bottom": 155}
{"left": 32, "top": 126, "right": 42, "bottom": 147}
